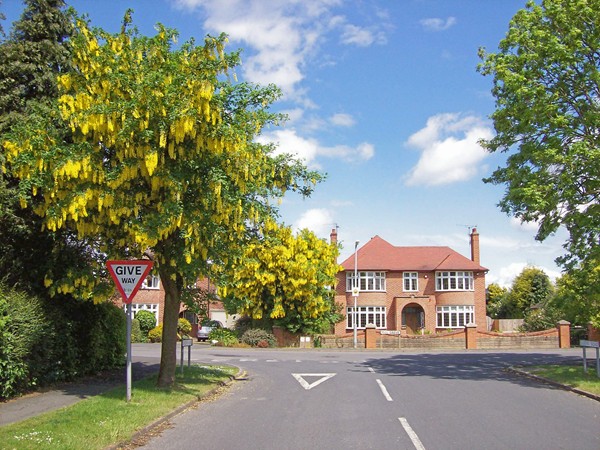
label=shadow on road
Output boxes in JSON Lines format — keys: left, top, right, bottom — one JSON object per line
{"left": 358, "top": 352, "right": 581, "bottom": 390}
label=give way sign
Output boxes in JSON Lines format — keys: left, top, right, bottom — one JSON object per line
{"left": 107, "top": 260, "right": 153, "bottom": 303}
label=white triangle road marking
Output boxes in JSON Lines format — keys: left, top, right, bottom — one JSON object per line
{"left": 292, "top": 373, "right": 336, "bottom": 390}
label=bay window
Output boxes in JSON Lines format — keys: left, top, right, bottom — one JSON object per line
{"left": 436, "top": 305, "right": 474, "bottom": 328}
{"left": 346, "top": 306, "right": 386, "bottom": 329}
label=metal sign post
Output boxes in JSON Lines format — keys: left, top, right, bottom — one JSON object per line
{"left": 180, "top": 338, "right": 193, "bottom": 375}
{"left": 106, "top": 260, "right": 153, "bottom": 402}
{"left": 126, "top": 303, "right": 132, "bottom": 401}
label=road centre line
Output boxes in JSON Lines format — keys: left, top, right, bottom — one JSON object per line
{"left": 376, "top": 379, "right": 393, "bottom": 401}
{"left": 399, "top": 417, "right": 426, "bottom": 450}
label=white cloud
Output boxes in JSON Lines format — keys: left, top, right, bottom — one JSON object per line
{"left": 258, "top": 129, "right": 374, "bottom": 166}
{"left": 510, "top": 217, "right": 540, "bottom": 233}
{"left": 330, "top": 113, "right": 356, "bottom": 127}
{"left": 320, "top": 142, "right": 375, "bottom": 163}
{"left": 404, "top": 113, "right": 493, "bottom": 186}
{"left": 420, "top": 16, "right": 457, "bottom": 32}
{"left": 257, "top": 129, "right": 320, "bottom": 165}
{"left": 340, "top": 24, "right": 386, "bottom": 46}
{"left": 294, "top": 208, "right": 335, "bottom": 237}
{"left": 486, "top": 262, "right": 562, "bottom": 288}
{"left": 174, "top": 0, "right": 387, "bottom": 99}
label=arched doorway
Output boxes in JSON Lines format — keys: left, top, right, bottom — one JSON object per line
{"left": 401, "top": 303, "right": 425, "bottom": 335}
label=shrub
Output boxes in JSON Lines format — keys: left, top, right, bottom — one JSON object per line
{"left": 148, "top": 324, "right": 163, "bottom": 343}
{"left": 131, "top": 318, "right": 143, "bottom": 343}
{"left": 234, "top": 315, "right": 253, "bottom": 337}
{"left": 135, "top": 310, "right": 156, "bottom": 337}
{"left": 77, "top": 301, "right": 126, "bottom": 373}
{"left": 241, "top": 328, "right": 276, "bottom": 348}
{"left": 209, "top": 328, "right": 238, "bottom": 347}
{"left": 0, "top": 284, "right": 126, "bottom": 399}
{"left": 0, "top": 286, "right": 36, "bottom": 399}
{"left": 178, "top": 318, "right": 192, "bottom": 338}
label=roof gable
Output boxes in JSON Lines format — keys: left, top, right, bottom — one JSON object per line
{"left": 339, "top": 235, "right": 487, "bottom": 272}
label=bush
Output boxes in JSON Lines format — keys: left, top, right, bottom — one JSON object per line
{"left": 178, "top": 318, "right": 192, "bottom": 338}
{"left": 0, "top": 283, "right": 126, "bottom": 400}
{"left": 241, "top": 328, "right": 276, "bottom": 348}
{"left": 209, "top": 328, "right": 238, "bottom": 347}
{"left": 0, "top": 286, "right": 38, "bottom": 398}
{"left": 234, "top": 315, "right": 253, "bottom": 337}
{"left": 148, "top": 324, "right": 163, "bottom": 343}
{"left": 135, "top": 310, "right": 156, "bottom": 338}
{"left": 131, "top": 318, "right": 143, "bottom": 343}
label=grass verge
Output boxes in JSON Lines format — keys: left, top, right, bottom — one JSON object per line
{"left": 525, "top": 364, "right": 600, "bottom": 396}
{"left": 0, "top": 364, "right": 238, "bottom": 450}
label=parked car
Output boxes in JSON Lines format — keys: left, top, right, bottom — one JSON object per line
{"left": 197, "top": 320, "right": 223, "bottom": 342}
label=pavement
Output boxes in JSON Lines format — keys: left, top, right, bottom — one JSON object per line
{"left": 0, "top": 360, "right": 160, "bottom": 427}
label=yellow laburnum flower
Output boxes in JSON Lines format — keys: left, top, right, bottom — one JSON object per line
{"left": 145, "top": 151, "right": 158, "bottom": 176}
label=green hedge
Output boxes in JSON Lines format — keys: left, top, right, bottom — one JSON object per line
{"left": 0, "top": 283, "right": 126, "bottom": 400}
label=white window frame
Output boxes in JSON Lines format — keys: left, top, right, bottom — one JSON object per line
{"left": 346, "top": 306, "right": 387, "bottom": 329}
{"left": 436, "top": 305, "right": 474, "bottom": 328}
{"left": 346, "top": 271, "right": 386, "bottom": 292}
{"left": 403, "top": 272, "right": 418, "bottom": 292}
{"left": 128, "top": 303, "right": 159, "bottom": 323}
{"left": 141, "top": 275, "right": 160, "bottom": 290}
{"left": 435, "top": 271, "right": 474, "bottom": 291}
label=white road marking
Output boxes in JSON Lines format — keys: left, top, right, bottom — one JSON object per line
{"left": 239, "top": 358, "right": 257, "bottom": 362}
{"left": 368, "top": 367, "right": 375, "bottom": 373}
{"left": 292, "top": 373, "right": 336, "bottom": 390}
{"left": 265, "top": 359, "right": 278, "bottom": 362}
{"left": 399, "top": 417, "right": 426, "bottom": 450}
{"left": 376, "top": 379, "right": 393, "bottom": 401}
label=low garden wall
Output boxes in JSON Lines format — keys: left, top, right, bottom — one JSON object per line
{"left": 316, "top": 322, "right": 569, "bottom": 350}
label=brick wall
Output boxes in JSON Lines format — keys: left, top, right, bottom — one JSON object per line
{"left": 317, "top": 326, "right": 563, "bottom": 350}
{"left": 477, "top": 329, "right": 559, "bottom": 349}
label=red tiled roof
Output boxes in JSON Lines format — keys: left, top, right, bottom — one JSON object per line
{"left": 339, "top": 235, "right": 488, "bottom": 272}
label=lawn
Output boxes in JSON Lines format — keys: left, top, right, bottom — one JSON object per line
{"left": 526, "top": 364, "right": 600, "bottom": 396}
{"left": 0, "top": 364, "right": 238, "bottom": 450}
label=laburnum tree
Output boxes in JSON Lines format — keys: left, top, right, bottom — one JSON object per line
{"left": 2, "top": 13, "right": 322, "bottom": 387}
{"left": 219, "top": 222, "right": 342, "bottom": 334}
{"left": 478, "top": 0, "right": 600, "bottom": 283}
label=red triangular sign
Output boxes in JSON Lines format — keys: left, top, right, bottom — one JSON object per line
{"left": 106, "top": 260, "right": 154, "bottom": 304}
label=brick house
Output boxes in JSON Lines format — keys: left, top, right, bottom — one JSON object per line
{"left": 113, "top": 275, "right": 235, "bottom": 335}
{"left": 334, "top": 228, "right": 488, "bottom": 336}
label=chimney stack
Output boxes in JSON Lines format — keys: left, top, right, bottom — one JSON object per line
{"left": 330, "top": 228, "right": 338, "bottom": 245}
{"left": 470, "top": 228, "right": 480, "bottom": 265}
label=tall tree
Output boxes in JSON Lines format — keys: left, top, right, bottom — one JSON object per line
{"left": 219, "top": 222, "right": 342, "bottom": 334}
{"left": 478, "top": 0, "right": 600, "bottom": 275}
{"left": 551, "top": 269, "right": 600, "bottom": 327}
{"left": 0, "top": 0, "right": 79, "bottom": 295}
{"left": 508, "top": 266, "right": 554, "bottom": 317}
{"left": 2, "top": 13, "right": 321, "bottom": 387}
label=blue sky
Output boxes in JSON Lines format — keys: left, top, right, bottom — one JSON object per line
{"left": 2, "top": 0, "right": 568, "bottom": 287}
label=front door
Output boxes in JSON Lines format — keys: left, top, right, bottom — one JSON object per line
{"left": 402, "top": 305, "right": 425, "bottom": 335}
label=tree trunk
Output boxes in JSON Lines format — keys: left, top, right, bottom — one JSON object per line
{"left": 156, "top": 270, "right": 181, "bottom": 388}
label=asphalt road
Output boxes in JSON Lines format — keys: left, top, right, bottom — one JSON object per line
{"left": 133, "top": 345, "right": 600, "bottom": 450}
